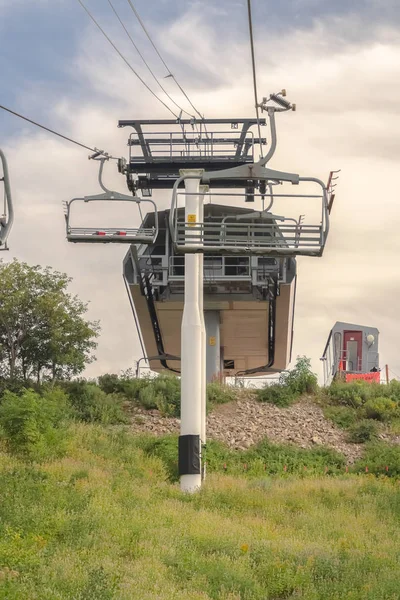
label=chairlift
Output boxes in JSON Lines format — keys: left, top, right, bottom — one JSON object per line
{"left": 168, "top": 91, "right": 333, "bottom": 257}
{"left": 0, "top": 149, "right": 14, "bottom": 251}
{"left": 64, "top": 157, "right": 158, "bottom": 244}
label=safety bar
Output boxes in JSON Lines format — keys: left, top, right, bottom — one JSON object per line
{"left": 0, "top": 149, "right": 14, "bottom": 250}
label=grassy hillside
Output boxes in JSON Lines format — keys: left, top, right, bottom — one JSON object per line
{"left": 1, "top": 423, "right": 400, "bottom": 599}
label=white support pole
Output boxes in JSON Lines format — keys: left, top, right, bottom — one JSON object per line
{"left": 179, "top": 169, "right": 204, "bottom": 493}
{"left": 199, "top": 185, "right": 208, "bottom": 480}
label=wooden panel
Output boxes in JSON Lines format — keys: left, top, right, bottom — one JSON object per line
{"left": 129, "top": 278, "right": 296, "bottom": 377}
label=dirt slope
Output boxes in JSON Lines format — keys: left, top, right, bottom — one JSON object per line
{"left": 129, "top": 396, "right": 367, "bottom": 463}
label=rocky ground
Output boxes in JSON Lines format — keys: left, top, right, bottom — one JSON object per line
{"left": 127, "top": 395, "right": 380, "bottom": 464}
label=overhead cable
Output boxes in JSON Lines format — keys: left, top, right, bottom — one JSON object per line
{"left": 126, "top": 0, "right": 205, "bottom": 122}
{"left": 0, "top": 103, "right": 112, "bottom": 157}
{"left": 246, "top": 0, "right": 264, "bottom": 158}
{"left": 76, "top": 0, "right": 178, "bottom": 119}
{"left": 107, "top": 0, "right": 194, "bottom": 119}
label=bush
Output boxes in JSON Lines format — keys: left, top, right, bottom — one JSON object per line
{"left": 363, "top": 397, "right": 399, "bottom": 422}
{"left": 256, "top": 356, "right": 317, "bottom": 408}
{"left": 347, "top": 420, "right": 378, "bottom": 443}
{"left": 353, "top": 442, "right": 400, "bottom": 477}
{"left": 207, "top": 382, "right": 237, "bottom": 410}
{"left": 325, "top": 381, "right": 372, "bottom": 408}
{"left": 279, "top": 356, "right": 318, "bottom": 395}
{"left": 0, "top": 388, "right": 70, "bottom": 459}
{"left": 135, "top": 375, "right": 181, "bottom": 417}
{"left": 97, "top": 373, "right": 121, "bottom": 395}
{"left": 323, "top": 405, "right": 357, "bottom": 429}
{"left": 256, "top": 384, "right": 295, "bottom": 407}
{"left": 98, "top": 372, "right": 149, "bottom": 400}
{"left": 64, "top": 381, "right": 127, "bottom": 425}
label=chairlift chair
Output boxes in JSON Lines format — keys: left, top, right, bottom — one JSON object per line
{"left": 64, "top": 157, "right": 158, "bottom": 244}
{"left": 168, "top": 91, "right": 333, "bottom": 258}
{"left": 0, "top": 149, "right": 14, "bottom": 251}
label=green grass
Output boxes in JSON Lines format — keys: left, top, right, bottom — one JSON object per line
{"left": 0, "top": 424, "right": 400, "bottom": 599}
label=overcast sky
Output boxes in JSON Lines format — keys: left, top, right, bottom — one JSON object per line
{"left": 1, "top": 0, "right": 399, "bottom": 381}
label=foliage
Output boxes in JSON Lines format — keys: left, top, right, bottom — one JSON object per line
{"left": 279, "top": 355, "right": 318, "bottom": 395}
{"left": 256, "top": 356, "right": 317, "bottom": 407}
{"left": 206, "top": 382, "right": 237, "bottom": 410}
{"left": 1, "top": 424, "right": 400, "bottom": 599}
{"left": 324, "top": 380, "right": 400, "bottom": 409}
{"left": 347, "top": 420, "right": 378, "bottom": 444}
{"left": 134, "top": 374, "right": 181, "bottom": 417}
{"left": 0, "top": 388, "right": 70, "bottom": 459}
{"left": 323, "top": 380, "right": 400, "bottom": 434}
{"left": 99, "top": 372, "right": 241, "bottom": 416}
{"left": 140, "top": 434, "right": 346, "bottom": 482}
{"left": 353, "top": 442, "right": 400, "bottom": 477}
{"left": 0, "top": 259, "right": 99, "bottom": 382}
{"left": 256, "top": 383, "right": 295, "bottom": 407}
{"left": 363, "top": 397, "right": 399, "bottom": 422}
{"left": 62, "top": 381, "right": 127, "bottom": 425}
{"left": 323, "top": 405, "right": 358, "bottom": 429}
{"left": 98, "top": 372, "right": 149, "bottom": 400}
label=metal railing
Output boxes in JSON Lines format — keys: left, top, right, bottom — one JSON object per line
{"left": 169, "top": 255, "right": 252, "bottom": 280}
{"left": 128, "top": 130, "right": 261, "bottom": 162}
{"left": 170, "top": 178, "right": 329, "bottom": 257}
{"left": 174, "top": 221, "right": 323, "bottom": 255}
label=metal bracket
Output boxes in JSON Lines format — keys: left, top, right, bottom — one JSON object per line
{"left": 0, "top": 149, "right": 14, "bottom": 250}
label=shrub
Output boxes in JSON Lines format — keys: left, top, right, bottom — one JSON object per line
{"left": 363, "top": 397, "right": 399, "bottom": 422}
{"left": 0, "top": 388, "right": 70, "bottom": 459}
{"left": 207, "top": 382, "right": 237, "bottom": 409}
{"left": 353, "top": 442, "right": 400, "bottom": 477}
{"left": 387, "top": 379, "right": 400, "bottom": 402}
{"left": 326, "top": 381, "right": 373, "bottom": 408}
{"left": 279, "top": 356, "right": 318, "bottom": 395}
{"left": 64, "top": 381, "right": 126, "bottom": 425}
{"left": 256, "top": 384, "right": 295, "bottom": 408}
{"left": 347, "top": 420, "right": 378, "bottom": 443}
{"left": 256, "top": 356, "right": 317, "bottom": 407}
{"left": 323, "top": 405, "right": 357, "bottom": 429}
{"left": 134, "top": 435, "right": 179, "bottom": 481}
{"left": 97, "top": 373, "right": 120, "bottom": 395}
{"left": 98, "top": 372, "right": 149, "bottom": 400}
{"left": 135, "top": 375, "right": 181, "bottom": 417}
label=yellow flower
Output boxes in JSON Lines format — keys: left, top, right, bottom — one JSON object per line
{"left": 240, "top": 543, "right": 249, "bottom": 553}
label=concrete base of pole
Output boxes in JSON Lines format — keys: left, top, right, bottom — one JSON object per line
{"left": 180, "top": 474, "right": 202, "bottom": 493}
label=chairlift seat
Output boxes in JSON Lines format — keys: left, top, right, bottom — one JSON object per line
{"left": 64, "top": 189, "right": 158, "bottom": 245}
{"left": 169, "top": 170, "right": 330, "bottom": 257}
{"left": 66, "top": 226, "right": 156, "bottom": 244}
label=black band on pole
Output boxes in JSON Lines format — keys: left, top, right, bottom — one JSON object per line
{"left": 178, "top": 435, "right": 201, "bottom": 475}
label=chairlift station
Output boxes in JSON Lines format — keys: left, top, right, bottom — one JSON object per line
{"left": 64, "top": 91, "right": 337, "bottom": 491}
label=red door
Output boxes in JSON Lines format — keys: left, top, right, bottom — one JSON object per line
{"left": 343, "top": 331, "right": 363, "bottom": 372}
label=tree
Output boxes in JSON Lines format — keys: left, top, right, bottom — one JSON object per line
{"left": 0, "top": 259, "right": 99, "bottom": 381}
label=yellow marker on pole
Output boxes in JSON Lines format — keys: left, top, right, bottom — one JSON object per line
{"left": 209, "top": 336, "right": 216, "bottom": 346}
